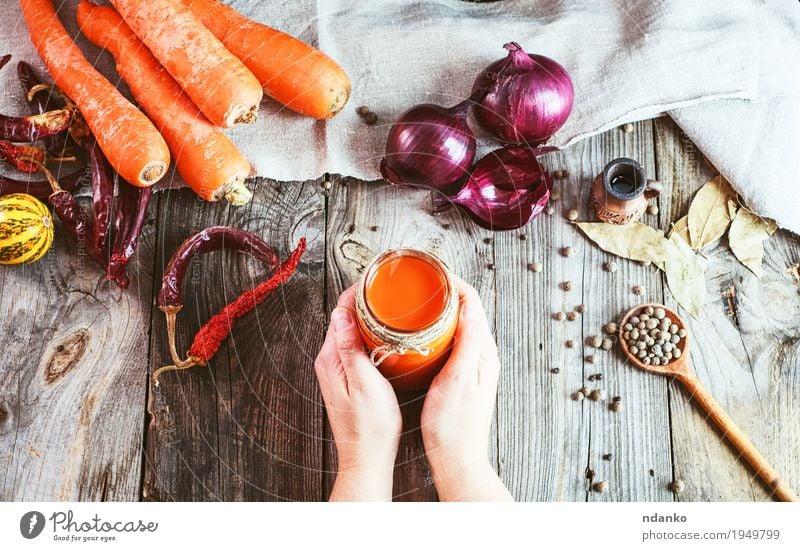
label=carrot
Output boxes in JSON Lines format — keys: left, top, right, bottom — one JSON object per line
{"left": 108, "top": 0, "right": 262, "bottom": 128}
{"left": 182, "top": 0, "right": 351, "bottom": 120}
{"left": 77, "top": 2, "right": 252, "bottom": 205}
{"left": 19, "top": 0, "right": 170, "bottom": 188}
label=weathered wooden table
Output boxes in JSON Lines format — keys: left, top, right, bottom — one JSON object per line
{"left": 1, "top": 118, "right": 798, "bottom": 501}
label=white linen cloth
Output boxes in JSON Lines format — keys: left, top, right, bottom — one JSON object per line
{"left": 2, "top": 0, "right": 799, "bottom": 232}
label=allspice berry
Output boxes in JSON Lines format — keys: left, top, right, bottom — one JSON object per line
{"left": 604, "top": 322, "right": 618, "bottom": 334}
{"left": 593, "top": 481, "right": 608, "bottom": 493}
{"left": 554, "top": 311, "right": 567, "bottom": 321}
{"left": 588, "top": 335, "right": 603, "bottom": 348}
{"left": 356, "top": 105, "right": 370, "bottom": 116}
{"left": 561, "top": 280, "right": 572, "bottom": 291}
{"left": 647, "top": 203, "right": 659, "bottom": 215}
{"left": 603, "top": 261, "right": 618, "bottom": 273}
{"left": 529, "top": 261, "right": 543, "bottom": 272}
{"left": 566, "top": 339, "right": 576, "bottom": 348}
{"left": 566, "top": 209, "right": 579, "bottom": 221}
{"left": 669, "top": 480, "right": 685, "bottom": 494}
{"left": 571, "top": 391, "right": 585, "bottom": 401}
{"left": 585, "top": 355, "right": 596, "bottom": 364}
{"left": 567, "top": 311, "right": 579, "bottom": 321}
{"left": 551, "top": 192, "right": 561, "bottom": 202}
{"left": 622, "top": 123, "right": 634, "bottom": 133}
{"left": 561, "top": 246, "right": 574, "bottom": 257}
{"left": 610, "top": 400, "right": 623, "bottom": 412}
{"left": 364, "top": 112, "right": 378, "bottom": 125}
{"left": 601, "top": 338, "right": 613, "bottom": 351}
{"left": 575, "top": 304, "right": 586, "bottom": 314}
{"left": 589, "top": 388, "right": 606, "bottom": 401}
{"left": 545, "top": 206, "right": 555, "bottom": 215}
{"left": 632, "top": 285, "right": 645, "bottom": 296}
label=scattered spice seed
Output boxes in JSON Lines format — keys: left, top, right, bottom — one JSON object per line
{"left": 571, "top": 391, "right": 584, "bottom": 401}
{"left": 364, "top": 112, "right": 378, "bottom": 125}
{"left": 551, "top": 367, "right": 560, "bottom": 374}
{"left": 603, "top": 261, "right": 618, "bottom": 272}
{"left": 649, "top": 469, "right": 655, "bottom": 477}
{"left": 553, "top": 311, "right": 566, "bottom": 321}
{"left": 593, "top": 481, "right": 608, "bottom": 493}
{"left": 487, "top": 263, "right": 495, "bottom": 270}
{"left": 483, "top": 237, "right": 493, "bottom": 244}
{"left": 321, "top": 179, "right": 332, "bottom": 190}
{"left": 370, "top": 225, "right": 378, "bottom": 231}
{"left": 561, "top": 280, "right": 572, "bottom": 291}
{"left": 610, "top": 400, "right": 622, "bottom": 412}
{"left": 588, "top": 335, "right": 602, "bottom": 348}
{"left": 566, "top": 339, "right": 575, "bottom": 348}
{"left": 589, "top": 388, "right": 606, "bottom": 401}
{"left": 566, "top": 209, "right": 579, "bottom": 221}
{"left": 585, "top": 354, "right": 597, "bottom": 364}
{"left": 587, "top": 373, "right": 603, "bottom": 382}
{"left": 551, "top": 192, "right": 561, "bottom": 202}
{"left": 669, "top": 480, "right": 685, "bottom": 494}
{"left": 356, "top": 105, "right": 370, "bottom": 116}
{"left": 632, "top": 285, "right": 645, "bottom": 296}
{"left": 562, "top": 170, "right": 570, "bottom": 178}
{"left": 545, "top": 205, "right": 555, "bottom": 215}
{"left": 552, "top": 169, "right": 564, "bottom": 178}
{"left": 561, "top": 246, "right": 574, "bottom": 257}
{"left": 604, "top": 322, "right": 618, "bottom": 334}
{"left": 647, "top": 203, "right": 659, "bottom": 215}
{"left": 567, "top": 311, "right": 579, "bottom": 321}
{"left": 519, "top": 234, "right": 526, "bottom": 241}
{"left": 612, "top": 396, "right": 621, "bottom": 402}
{"left": 622, "top": 123, "right": 634, "bottom": 133}
{"left": 575, "top": 304, "right": 585, "bottom": 313}
{"left": 601, "top": 338, "right": 613, "bottom": 351}
{"left": 579, "top": 386, "right": 590, "bottom": 396}
{"left": 529, "top": 261, "right": 543, "bottom": 272}
{"left": 602, "top": 453, "right": 613, "bottom": 461}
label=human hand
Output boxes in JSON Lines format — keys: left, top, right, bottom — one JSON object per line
{"left": 313, "top": 286, "right": 402, "bottom": 501}
{"left": 420, "top": 278, "right": 512, "bottom": 501}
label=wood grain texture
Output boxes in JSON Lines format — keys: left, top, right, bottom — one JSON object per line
{"left": 0, "top": 195, "right": 158, "bottom": 501}
{"left": 495, "top": 121, "right": 673, "bottom": 501}
{"left": 324, "top": 176, "right": 498, "bottom": 501}
{"left": 143, "top": 181, "right": 325, "bottom": 501}
{"left": 654, "top": 117, "right": 800, "bottom": 502}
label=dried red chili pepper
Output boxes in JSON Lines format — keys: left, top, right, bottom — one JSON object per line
{"left": 107, "top": 180, "right": 152, "bottom": 288}
{"left": 0, "top": 168, "right": 85, "bottom": 199}
{"left": 158, "top": 226, "right": 281, "bottom": 309}
{"left": 0, "top": 139, "right": 76, "bottom": 173}
{"left": 0, "top": 106, "right": 74, "bottom": 143}
{"left": 17, "top": 61, "right": 74, "bottom": 157}
{"left": 82, "top": 137, "right": 115, "bottom": 254}
{"left": 153, "top": 229, "right": 304, "bottom": 383}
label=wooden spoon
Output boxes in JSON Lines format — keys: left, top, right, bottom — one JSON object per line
{"left": 619, "top": 303, "right": 798, "bottom": 502}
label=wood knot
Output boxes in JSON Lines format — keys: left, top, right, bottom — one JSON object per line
{"left": 44, "top": 329, "right": 89, "bottom": 384}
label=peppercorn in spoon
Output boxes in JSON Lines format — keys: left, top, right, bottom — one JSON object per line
{"left": 619, "top": 303, "right": 798, "bottom": 502}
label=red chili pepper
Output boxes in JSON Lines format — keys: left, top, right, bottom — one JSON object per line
{"left": 153, "top": 232, "right": 305, "bottom": 384}
{"left": 0, "top": 106, "right": 74, "bottom": 143}
{"left": 107, "top": 180, "right": 152, "bottom": 288}
{"left": 17, "top": 61, "right": 74, "bottom": 157}
{"left": 0, "top": 140, "right": 46, "bottom": 173}
{"left": 0, "top": 168, "right": 85, "bottom": 199}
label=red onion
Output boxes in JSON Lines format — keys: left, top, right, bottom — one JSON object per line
{"left": 472, "top": 42, "right": 574, "bottom": 145}
{"left": 437, "top": 145, "right": 552, "bottom": 231}
{"left": 380, "top": 99, "right": 476, "bottom": 190}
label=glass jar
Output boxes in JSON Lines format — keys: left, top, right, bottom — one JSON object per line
{"left": 355, "top": 248, "right": 459, "bottom": 391}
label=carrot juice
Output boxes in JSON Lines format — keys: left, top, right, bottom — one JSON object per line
{"left": 355, "top": 249, "right": 458, "bottom": 391}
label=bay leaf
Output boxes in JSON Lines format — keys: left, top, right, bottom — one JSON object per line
{"left": 728, "top": 208, "right": 777, "bottom": 277}
{"left": 687, "top": 175, "right": 736, "bottom": 250}
{"left": 665, "top": 233, "right": 706, "bottom": 318}
{"left": 577, "top": 222, "right": 674, "bottom": 264}
{"left": 667, "top": 215, "right": 691, "bottom": 245}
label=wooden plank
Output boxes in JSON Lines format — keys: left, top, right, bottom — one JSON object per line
{"left": 654, "top": 117, "right": 800, "bottom": 501}
{"left": 495, "top": 121, "right": 673, "bottom": 501}
{"left": 0, "top": 194, "right": 158, "bottom": 501}
{"left": 143, "top": 180, "right": 325, "bottom": 501}
{"left": 324, "top": 176, "right": 497, "bottom": 501}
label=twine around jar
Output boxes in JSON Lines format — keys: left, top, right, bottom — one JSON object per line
{"left": 355, "top": 253, "right": 458, "bottom": 368}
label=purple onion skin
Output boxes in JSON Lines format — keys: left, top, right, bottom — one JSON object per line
{"left": 445, "top": 145, "right": 551, "bottom": 231}
{"left": 473, "top": 42, "right": 574, "bottom": 145}
{"left": 380, "top": 101, "right": 476, "bottom": 190}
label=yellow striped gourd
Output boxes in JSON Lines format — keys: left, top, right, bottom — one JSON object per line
{"left": 0, "top": 193, "right": 54, "bottom": 265}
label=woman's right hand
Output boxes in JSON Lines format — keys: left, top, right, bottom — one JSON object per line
{"left": 420, "top": 278, "right": 513, "bottom": 501}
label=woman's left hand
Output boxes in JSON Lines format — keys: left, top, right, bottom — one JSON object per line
{"left": 314, "top": 286, "right": 402, "bottom": 501}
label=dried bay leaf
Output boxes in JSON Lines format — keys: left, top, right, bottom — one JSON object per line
{"left": 668, "top": 215, "right": 691, "bottom": 245}
{"left": 687, "top": 175, "right": 736, "bottom": 250}
{"left": 728, "top": 208, "right": 777, "bottom": 277}
{"left": 665, "top": 233, "right": 706, "bottom": 318}
{"left": 577, "top": 222, "right": 674, "bottom": 264}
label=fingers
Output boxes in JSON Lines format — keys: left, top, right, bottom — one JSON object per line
{"left": 330, "top": 306, "right": 381, "bottom": 392}
{"left": 314, "top": 323, "right": 347, "bottom": 403}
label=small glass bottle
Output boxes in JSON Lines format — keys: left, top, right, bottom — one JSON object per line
{"left": 355, "top": 248, "right": 459, "bottom": 391}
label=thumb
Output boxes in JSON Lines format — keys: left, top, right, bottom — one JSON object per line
{"left": 330, "top": 307, "right": 374, "bottom": 386}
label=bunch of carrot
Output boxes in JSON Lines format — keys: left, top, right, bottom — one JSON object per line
{"left": 18, "top": 0, "right": 351, "bottom": 205}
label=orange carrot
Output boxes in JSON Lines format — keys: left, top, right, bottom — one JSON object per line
{"left": 108, "top": 0, "right": 262, "bottom": 128}
{"left": 182, "top": 0, "right": 351, "bottom": 120}
{"left": 19, "top": 0, "right": 170, "bottom": 187}
{"left": 77, "top": 1, "right": 252, "bottom": 205}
